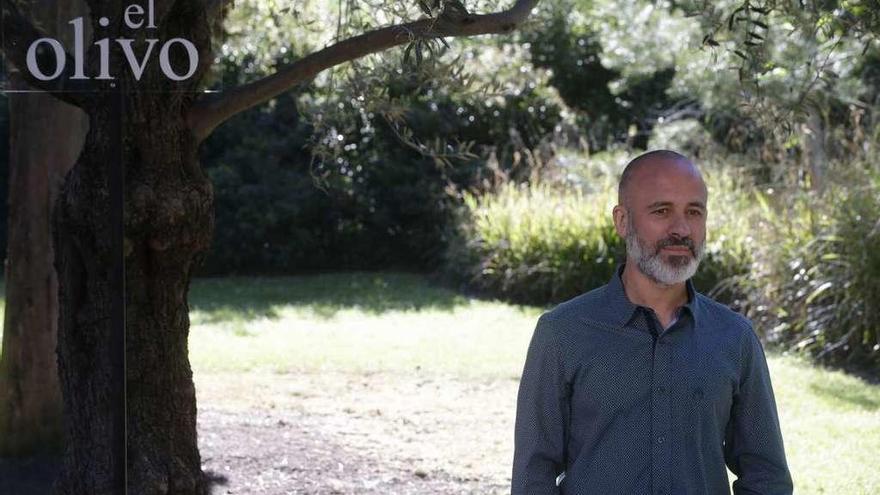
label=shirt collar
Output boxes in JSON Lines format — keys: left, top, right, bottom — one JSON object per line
{"left": 602, "top": 263, "right": 698, "bottom": 329}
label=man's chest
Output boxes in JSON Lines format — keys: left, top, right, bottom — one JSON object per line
{"left": 562, "top": 322, "right": 739, "bottom": 428}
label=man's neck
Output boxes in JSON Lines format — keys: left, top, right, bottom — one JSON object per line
{"left": 620, "top": 262, "right": 689, "bottom": 327}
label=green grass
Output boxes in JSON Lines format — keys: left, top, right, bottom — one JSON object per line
{"left": 0, "top": 273, "right": 876, "bottom": 493}
{"left": 188, "top": 272, "right": 542, "bottom": 378}
{"left": 188, "top": 272, "right": 880, "bottom": 495}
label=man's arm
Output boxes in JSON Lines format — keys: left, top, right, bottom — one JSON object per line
{"left": 724, "top": 326, "right": 794, "bottom": 495}
{"left": 512, "top": 314, "right": 569, "bottom": 495}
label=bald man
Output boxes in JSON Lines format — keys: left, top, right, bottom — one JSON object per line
{"left": 512, "top": 150, "right": 793, "bottom": 494}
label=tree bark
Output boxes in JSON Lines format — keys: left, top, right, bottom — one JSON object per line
{"left": 54, "top": 96, "right": 213, "bottom": 495}
{"left": 52, "top": 96, "right": 125, "bottom": 494}
{"left": 122, "top": 100, "right": 213, "bottom": 495}
{"left": 0, "top": 0, "right": 88, "bottom": 458}
{"left": 50, "top": 0, "right": 216, "bottom": 490}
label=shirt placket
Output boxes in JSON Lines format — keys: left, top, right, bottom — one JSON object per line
{"left": 647, "top": 311, "right": 672, "bottom": 495}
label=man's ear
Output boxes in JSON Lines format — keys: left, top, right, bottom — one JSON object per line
{"left": 612, "top": 204, "right": 627, "bottom": 238}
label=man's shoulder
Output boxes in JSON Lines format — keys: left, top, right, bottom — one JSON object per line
{"left": 540, "top": 284, "right": 608, "bottom": 325}
{"left": 531, "top": 286, "right": 609, "bottom": 347}
{"left": 694, "top": 292, "right": 750, "bottom": 324}
{"left": 693, "top": 292, "right": 756, "bottom": 338}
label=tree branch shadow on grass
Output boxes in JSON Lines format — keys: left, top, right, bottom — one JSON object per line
{"left": 809, "top": 381, "right": 880, "bottom": 412}
{"left": 204, "top": 469, "right": 230, "bottom": 494}
{"left": 189, "top": 271, "right": 475, "bottom": 324}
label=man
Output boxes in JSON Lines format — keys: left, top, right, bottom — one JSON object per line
{"left": 511, "top": 150, "right": 793, "bottom": 494}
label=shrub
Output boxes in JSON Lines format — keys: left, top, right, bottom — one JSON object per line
{"left": 693, "top": 163, "right": 756, "bottom": 305}
{"left": 741, "top": 166, "right": 880, "bottom": 370}
{"left": 444, "top": 181, "right": 622, "bottom": 304}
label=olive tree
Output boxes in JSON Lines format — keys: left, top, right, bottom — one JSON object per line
{"left": 0, "top": 0, "right": 539, "bottom": 492}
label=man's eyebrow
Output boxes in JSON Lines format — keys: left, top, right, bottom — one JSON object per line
{"left": 645, "top": 201, "right": 707, "bottom": 209}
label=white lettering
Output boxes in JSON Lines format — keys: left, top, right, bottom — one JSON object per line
{"left": 124, "top": 3, "right": 145, "bottom": 29}
{"left": 159, "top": 38, "right": 198, "bottom": 81}
{"left": 69, "top": 17, "right": 87, "bottom": 79}
{"left": 94, "top": 38, "right": 114, "bottom": 80}
{"left": 117, "top": 39, "right": 158, "bottom": 81}
{"left": 147, "top": 0, "right": 156, "bottom": 29}
{"left": 26, "top": 38, "right": 65, "bottom": 80}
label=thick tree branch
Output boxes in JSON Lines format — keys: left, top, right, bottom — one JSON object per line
{"left": 1, "top": 0, "right": 93, "bottom": 108}
{"left": 188, "top": 0, "right": 540, "bottom": 142}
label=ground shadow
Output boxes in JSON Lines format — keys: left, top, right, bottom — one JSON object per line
{"left": 809, "top": 381, "right": 880, "bottom": 412}
{"left": 204, "top": 469, "right": 229, "bottom": 494}
{"left": 189, "top": 271, "right": 475, "bottom": 323}
{"left": 0, "top": 455, "right": 60, "bottom": 495}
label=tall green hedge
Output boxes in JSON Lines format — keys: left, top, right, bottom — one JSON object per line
{"left": 444, "top": 182, "right": 622, "bottom": 304}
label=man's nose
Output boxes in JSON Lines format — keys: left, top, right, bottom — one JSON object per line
{"left": 669, "top": 213, "right": 691, "bottom": 238}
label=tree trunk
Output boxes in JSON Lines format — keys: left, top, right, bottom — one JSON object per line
{"left": 51, "top": 4, "right": 215, "bottom": 491}
{"left": 0, "top": 0, "right": 88, "bottom": 458}
{"left": 122, "top": 99, "right": 214, "bottom": 495}
{"left": 52, "top": 92, "right": 213, "bottom": 495}
{"left": 52, "top": 95, "right": 125, "bottom": 494}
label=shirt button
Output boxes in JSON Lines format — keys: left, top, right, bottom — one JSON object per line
{"left": 656, "top": 385, "right": 666, "bottom": 394}
{"left": 657, "top": 435, "right": 665, "bottom": 444}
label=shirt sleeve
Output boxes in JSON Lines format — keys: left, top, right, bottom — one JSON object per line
{"left": 512, "top": 314, "right": 569, "bottom": 495}
{"left": 724, "top": 326, "right": 794, "bottom": 495}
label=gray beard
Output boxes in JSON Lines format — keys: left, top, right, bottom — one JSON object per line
{"left": 624, "top": 218, "right": 705, "bottom": 286}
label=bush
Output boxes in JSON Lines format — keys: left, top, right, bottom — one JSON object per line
{"left": 740, "top": 166, "right": 880, "bottom": 371}
{"left": 444, "top": 181, "right": 622, "bottom": 304}
{"left": 692, "top": 162, "right": 756, "bottom": 305}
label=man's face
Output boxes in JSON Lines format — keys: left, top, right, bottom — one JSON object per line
{"left": 615, "top": 159, "right": 708, "bottom": 286}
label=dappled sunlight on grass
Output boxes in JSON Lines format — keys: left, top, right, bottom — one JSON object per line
{"left": 188, "top": 272, "right": 474, "bottom": 325}
{"left": 190, "top": 297, "right": 542, "bottom": 379}
{"left": 769, "top": 355, "right": 880, "bottom": 494}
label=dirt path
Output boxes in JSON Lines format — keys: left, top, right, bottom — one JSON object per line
{"left": 196, "top": 370, "right": 520, "bottom": 495}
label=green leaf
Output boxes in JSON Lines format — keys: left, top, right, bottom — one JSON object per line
{"left": 754, "top": 191, "right": 771, "bottom": 216}
{"left": 805, "top": 281, "right": 833, "bottom": 305}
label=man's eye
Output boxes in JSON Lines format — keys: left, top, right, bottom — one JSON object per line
{"left": 688, "top": 209, "right": 704, "bottom": 217}
{"left": 653, "top": 208, "right": 668, "bottom": 215}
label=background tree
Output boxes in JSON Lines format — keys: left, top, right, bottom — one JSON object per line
{"left": 0, "top": 0, "right": 88, "bottom": 458}
{"left": 0, "top": 0, "right": 539, "bottom": 493}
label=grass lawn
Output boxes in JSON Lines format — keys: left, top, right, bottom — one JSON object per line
{"left": 187, "top": 272, "right": 880, "bottom": 495}
{"left": 0, "top": 272, "right": 877, "bottom": 493}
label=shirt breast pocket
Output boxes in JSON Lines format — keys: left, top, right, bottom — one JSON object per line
{"left": 687, "top": 360, "right": 736, "bottom": 434}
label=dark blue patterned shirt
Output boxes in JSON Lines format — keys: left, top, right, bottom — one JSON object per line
{"left": 512, "top": 265, "right": 793, "bottom": 494}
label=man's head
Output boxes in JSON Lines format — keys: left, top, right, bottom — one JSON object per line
{"left": 613, "top": 150, "right": 708, "bottom": 286}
